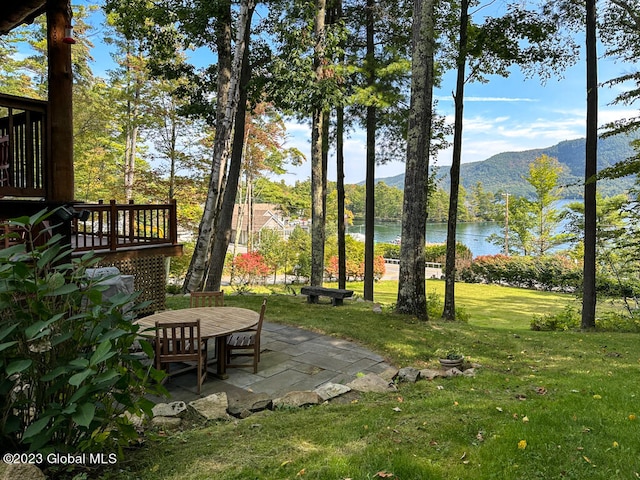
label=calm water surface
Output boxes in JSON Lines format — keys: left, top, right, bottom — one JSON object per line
{"left": 348, "top": 221, "right": 506, "bottom": 258}
{"left": 348, "top": 200, "right": 575, "bottom": 258}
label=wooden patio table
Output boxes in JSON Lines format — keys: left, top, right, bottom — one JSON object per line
{"left": 135, "top": 307, "right": 259, "bottom": 379}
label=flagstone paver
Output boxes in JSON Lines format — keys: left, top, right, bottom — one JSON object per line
{"left": 157, "top": 322, "right": 393, "bottom": 401}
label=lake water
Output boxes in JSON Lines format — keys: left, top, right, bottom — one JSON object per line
{"left": 348, "top": 200, "right": 576, "bottom": 258}
{"left": 348, "top": 221, "right": 504, "bottom": 257}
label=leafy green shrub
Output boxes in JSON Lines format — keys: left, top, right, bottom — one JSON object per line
{"left": 461, "top": 254, "right": 581, "bottom": 291}
{"left": 0, "top": 209, "right": 163, "bottom": 455}
{"left": 378, "top": 243, "right": 400, "bottom": 259}
{"left": 594, "top": 311, "right": 640, "bottom": 332}
{"left": 530, "top": 305, "right": 581, "bottom": 331}
{"left": 426, "top": 290, "right": 443, "bottom": 319}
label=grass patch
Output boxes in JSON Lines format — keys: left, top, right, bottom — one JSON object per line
{"left": 97, "top": 282, "right": 640, "bottom": 480}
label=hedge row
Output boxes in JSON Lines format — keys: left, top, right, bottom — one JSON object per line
{"left": 459, "top": 254, "right": 582, "bottom": 292}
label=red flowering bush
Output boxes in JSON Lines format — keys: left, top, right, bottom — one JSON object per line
{"left": 232, "top": 252, "right": 270, "bottom": 285}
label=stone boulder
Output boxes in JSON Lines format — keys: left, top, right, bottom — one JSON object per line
{"left": 227, "top": 391, "right": 273, "bottom": 418}
{"left": 273, "top": 391, "right": 322, "bottom": 409}
{"left": 397, "top": 367, "right": 421, "bottom": 383}
{"left": 152, "top": 401, "right": 188, "bottom": 418}
{"left": 189, "top": 393, "right": 230, "bottom": 421}
{"left": 1, "top": 464, "right": 46, "bottom": 480}
{"left": 347, "top": 373, "right": 397, "bottom": 393}
{"left": 314, "top": 382, "right": 351, "bottom": 401}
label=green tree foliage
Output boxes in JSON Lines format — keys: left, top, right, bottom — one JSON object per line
{"left": 565, "top": 193, "right": 640, "bottom": 310}
{"left": 257, "top": 228, "right": 288, "bottom": 284}
{"left": 527, "top": 155, "right": 571, "bottom": 255}
{"left": 488, "top": 155, "right": 569, "bottom": 256}
{"left": 287, "top": 226, "right": 312, "bottom": 281}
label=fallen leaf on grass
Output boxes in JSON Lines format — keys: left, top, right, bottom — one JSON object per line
{"left": 496, "top": 407, "right": 503, "bottom": 412}
{"left": 583, "top": 456, "right": 591, "bottom": 464}
{"left": 280, "top": 460, "right": 292, "bottom": 467}
{"left": 375, "top": 471, "right": 395, "bottom": 478}
{"left": 392, "top": 407, "right": 402, "bottom": 412}
{"left": 297, "top": 468, "right": 306, "bottom": 476}
{"left": 522, "top": 416, "right": 529, "bottom": 423}
{"left": 535, "top": 387, "right": 547, "bottom": 395}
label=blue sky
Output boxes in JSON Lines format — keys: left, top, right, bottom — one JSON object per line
{"left": 280, "top": 56, "right": 639, "bottom": 185}
{"left": 79, "top": 1, "right": 638, "bottom": 186}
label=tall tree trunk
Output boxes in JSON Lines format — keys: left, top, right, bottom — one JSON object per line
{"left": 205, "top": 5, "right": 254, "bottom": 292}
{"left": 337, "top": 103, "right": 347, "bottom": 289}
{"left": 334, "top": 0, "right": 346, "bottom": 290}
{"left": 443, "top": 0, "right": 468, "bottom": 321}
{"left": 363, "top": 0, "right": 376, "bottom": 301}
{"left": 310, "top": 0, "right": 328, "bottom": 287}
{"left": 183, "top": 0, "right": 251, "bottom": 292}
{"left": 582, "top": 0, "right": 598, "bottom": 329}
{"left": 168, "top": 106, "right": 177, "bottom": 200}
{"left": 396, "top": 0, "right": 435, "bottom": 318}
{"left": 124, "top": 45, "right": 141, "bottom": 203}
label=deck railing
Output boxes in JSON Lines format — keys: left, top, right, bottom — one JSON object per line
{"left": 0, "top": 93, "right": 48, "bottom": 198}
{"left": 72, "top": 199, "right": 179, "bottom": 253}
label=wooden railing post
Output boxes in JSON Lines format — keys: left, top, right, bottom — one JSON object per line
{"left": 170, "top": 199, "right": 178, "bottom": 244}
{"left": 109, "top": 200, "right": 117, "bottom": 251}
{"left": 128, "top": 199, "right": 135, "bottom": 244}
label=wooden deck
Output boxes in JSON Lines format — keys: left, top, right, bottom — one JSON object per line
{"left": 71, "top": 200, "right": 181, "bottom": 259}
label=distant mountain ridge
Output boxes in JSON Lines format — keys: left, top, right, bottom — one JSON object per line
{"left": 372, "top": 134, "right": 637, "bottom": 198}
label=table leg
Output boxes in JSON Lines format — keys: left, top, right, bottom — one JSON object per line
{"left": 212, "top": 335, "right": 229, "bottom": 379}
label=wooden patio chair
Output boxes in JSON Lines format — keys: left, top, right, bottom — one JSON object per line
{"left": 226, "top": 298, "right": 267, "bottom": 374}
{"left": 190, "top": 290, "right": 224, "bottom": 307}
{"left": 154, "top": 319, "right": 207, "bottom": 394}
{"left": 0, "top": 135, "right": 10, "bottom": 188}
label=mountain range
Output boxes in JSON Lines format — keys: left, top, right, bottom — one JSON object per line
{"left": 374, "top": 134, "right": 638, "bottom": 198}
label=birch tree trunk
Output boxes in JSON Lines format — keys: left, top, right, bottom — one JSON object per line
{"left": 205, "top": 5, "right": 254, "bottom": 291}
{"left": 396, "top": 0, "right": 436, "bottom": 318}
{"left": 310, "top": 0, "right": 327, "bottom": 287}
{"left": 183, "top": 0, "right": 254, "bottom": 293}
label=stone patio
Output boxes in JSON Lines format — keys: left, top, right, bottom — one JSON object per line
{"left": 150, "top": 321, "right": 393, "bottom": 404}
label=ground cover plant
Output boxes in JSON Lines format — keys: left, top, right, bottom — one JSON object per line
{"left": 97, "top": 282, "right": 640, "bottom": 480}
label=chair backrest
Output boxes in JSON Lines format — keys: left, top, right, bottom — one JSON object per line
{"left": 155, "top": 320, "right": 202, "bottom": 362}
{"left": 0, "top": 135, "right": 8, "bottom": 164}
{"left": 255, "top": 298, "right": 267, "bottom": 335}
{"left": 190, "top": 290, "right": 224, "bottom": 307}
{"left": 0, "top": 135, "right": 10, "bottom": 187}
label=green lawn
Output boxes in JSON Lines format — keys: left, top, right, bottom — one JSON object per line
{"left": 98, "top": 281, "right": 640, "bottom": 480}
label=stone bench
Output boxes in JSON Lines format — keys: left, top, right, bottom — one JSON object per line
{"left": 300, "top": 286, "right": 354, "bottom": 306}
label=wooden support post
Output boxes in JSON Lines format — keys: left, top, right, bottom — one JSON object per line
{"left": 47, "top": 0, "right": 74, "bottom": 202}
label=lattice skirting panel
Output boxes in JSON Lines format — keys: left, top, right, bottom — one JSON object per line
{"left": 99, "top": 255, "right": 166, "bottom": 316}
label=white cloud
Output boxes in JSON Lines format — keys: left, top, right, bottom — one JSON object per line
{"left": 277, "top": 103, "right": 640, "bottom": 184}
{"left": 434, "top": 95, "right": 539, "bottom": 103}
